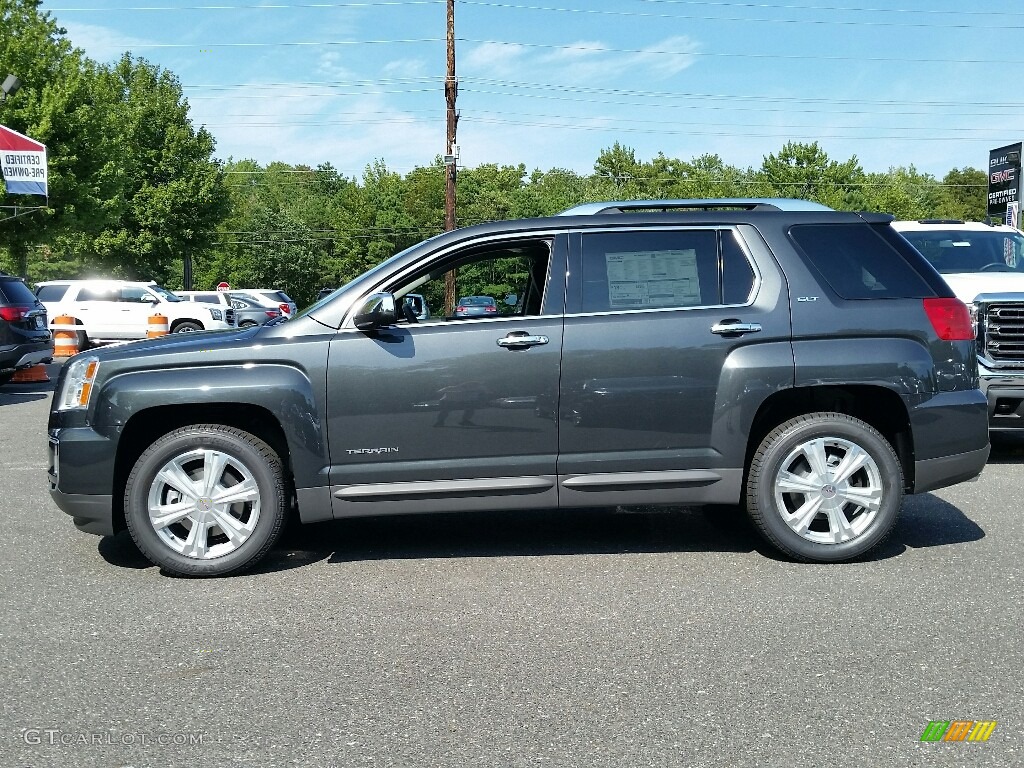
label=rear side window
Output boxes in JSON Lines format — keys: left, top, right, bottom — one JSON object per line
{"left": 79, "top": 286, "right": 119, "bottom": 302}
{"left": 579, "top": 229, "right": 755, "bottom": 313}
{"left": 789, "top": 223, "right": 935, "bottom": 299}
{"left": 35, "top": 284, "right": 68, "bottom": 302}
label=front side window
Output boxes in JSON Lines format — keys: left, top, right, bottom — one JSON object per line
{"left": 388, "top": 239, "right": 553, "bottom": 322}
{"left": 579, "top": 229, "right": 754, "bottom": 313}
{"left": 120, "top": 287, "right": 154, "bottom": 303}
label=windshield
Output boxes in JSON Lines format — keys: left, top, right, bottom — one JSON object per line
{"left": 899, "top": 229, "right": 1024, "bottom": 274}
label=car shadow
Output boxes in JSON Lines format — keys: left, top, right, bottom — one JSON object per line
{"left": 0, "top": 361, "right": 62, "bottom": 403}
{"left": 985, "top": 433, "right": 1024, "bottom": 464}
{"left": 0, "top": 390, "right": 49, "bottom": 406}
{"left": 97, "top": 494, "right": 986, "bottom": 575}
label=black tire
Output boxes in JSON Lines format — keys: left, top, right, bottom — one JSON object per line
{"left": 0, "top": 371, "right": 13, "bottom": 387}
{"left": 745, "top": 412, "right": 903, "bottom": 563}
{"left": 76, "top": 329, "right": 89, "bottom": 351}
{"left": 124, "top": 425, "right": 287, "bottom": 577}
{"left": 239, "top": 320, "right": 257, "bottom": 328}
{"left": 172, "top": 321, "right": 203, "bottom": 333}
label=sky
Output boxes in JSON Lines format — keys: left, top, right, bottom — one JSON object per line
{"left": 34, "top": 0, "right": 1024, "bottom": 181}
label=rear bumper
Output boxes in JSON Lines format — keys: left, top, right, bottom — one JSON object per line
{"left": 909, "top": 388, "right": 990, "bottom": 493}
{"left": 0, "top": 340, "right": 53, "bottom": 371}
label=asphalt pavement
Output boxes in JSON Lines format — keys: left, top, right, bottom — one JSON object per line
{"left": 0, "top": 370, "right": 1021, "bottom": 768}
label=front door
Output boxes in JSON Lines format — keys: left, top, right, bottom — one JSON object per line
{"left": 326, "top": 235, "right": 567, "bottom": 517}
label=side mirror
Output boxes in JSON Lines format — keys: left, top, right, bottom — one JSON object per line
{"left": 353, "top": 292, "right": 398, "bottom": 331}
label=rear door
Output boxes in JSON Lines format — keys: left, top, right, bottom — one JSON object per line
{"left": 557, "top": 225, "right": 792, "bottom": 507}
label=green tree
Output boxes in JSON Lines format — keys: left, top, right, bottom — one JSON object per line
{"left": 758, "top": 141, "right": 865, "bottom": 208}
{"left": 938, "top": 167, "right": 986, "bottom": 221}
{"left": 82, "top": 54, "right": 228, "bottom": 286}
{"left": 0, "top": 0, "right": 99, "bottom": 276}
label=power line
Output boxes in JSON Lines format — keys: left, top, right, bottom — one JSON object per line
{"left": 45, "top": 0, "right": 1024, "bottom": 30}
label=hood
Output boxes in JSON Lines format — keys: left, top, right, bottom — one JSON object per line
{"left": 79, "top": 326, "right": 258, "bottom": 365}
{"left": 941, "top": 273, "right": 1024, "bottom": 304}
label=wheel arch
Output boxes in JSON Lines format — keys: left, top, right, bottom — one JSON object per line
{"left": 169, "top": 317, "right": 205, "bottom": 332}
{"left": 746, "top": 385, "right": 914, "bottom": 492}
{"left": 111, "top": 403, "right": 291, "bottom": 533}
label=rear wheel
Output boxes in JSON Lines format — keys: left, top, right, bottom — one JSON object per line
{"left": 0, "top": 372, "right": 13, "bottom": 387}
{"left": 172, "top": 321, "right": 203, "bottom": 333}
{"left": 746, "top": 412, "right": 903, "bottom": 562}
{"left": 124, "top": 425, "right": 287, "bottom": 576}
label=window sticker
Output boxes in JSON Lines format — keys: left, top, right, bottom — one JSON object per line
{"left": 606, "top": 249, "right": 701, "bottom": 308}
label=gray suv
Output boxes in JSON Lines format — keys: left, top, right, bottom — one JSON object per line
{"left": 46, "top": 200, "right": 990, "bottom": 576}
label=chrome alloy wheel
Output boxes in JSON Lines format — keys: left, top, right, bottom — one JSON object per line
{"left": 772, "top": 436, "right": 883, "bottom": 545}
{"left": 146, "top": 448, "right": 261, "bottom": 560}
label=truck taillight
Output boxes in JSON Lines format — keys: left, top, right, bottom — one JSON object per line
{"left": 923, "top": 297, "right": 975, "bottom": 341}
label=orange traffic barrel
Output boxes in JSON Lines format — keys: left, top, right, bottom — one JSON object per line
{"left": 148, "top": 313, "right": 169, "bottom": 338}
{"left": 11, "top": 364, "right": 50, "bottom": 383}
{"left": 53, "top": 314, "right": 80, "bottom": 358}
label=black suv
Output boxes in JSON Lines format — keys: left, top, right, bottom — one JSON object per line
{"left": 0, "top": 272, "right": 52, "bottom": 386}
{"left": 46, "top": 200, "right": 990, "bottom": 576}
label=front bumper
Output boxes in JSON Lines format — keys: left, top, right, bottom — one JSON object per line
{"left": 979, "top": 362, "right": 1024, "bottom": 431}
{"left": 48, "top": 428, "right": 118, "bottom": 536}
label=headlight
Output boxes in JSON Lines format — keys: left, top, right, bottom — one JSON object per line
{"left": 57, "top": 356, "right": 100, "bottom": 411}
{"left": 209, "top": 309, "right": 224, "bottom": 321}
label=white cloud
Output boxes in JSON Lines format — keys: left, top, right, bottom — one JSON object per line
{"left": 463, "top": 42, "right": 529, "bottom": 76}
{"left": 628, "top": 36, "right": 700, "bottom": 78}
{"left": 59, "top": 20, "right": 154, "bottom": 60}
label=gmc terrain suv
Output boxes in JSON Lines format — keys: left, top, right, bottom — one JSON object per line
{"left": 47, "top": 200, "right": 990, "bottom": 577}
{"left": 892, "top": 219, "right": 1024, "bottom": 432}
{"left": 0, "top": 272, "right": 53, "bottom": 386}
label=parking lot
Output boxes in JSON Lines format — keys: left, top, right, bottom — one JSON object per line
{"left": 1, "top": 368, "right": 1021, "bottom": 768}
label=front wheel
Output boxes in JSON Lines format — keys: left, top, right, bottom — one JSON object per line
{"left": 746, "top": 412, "right": 903, "bottom": 563}
{"left": 124, "top": 425, "right": 287, "bottom": 576}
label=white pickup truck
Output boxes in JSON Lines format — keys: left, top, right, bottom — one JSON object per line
{"left": 893, "top": 219, "right": 1024, "bottom": 433}
{"left": 34, "top": 279, "right": 233, "bottom": 348}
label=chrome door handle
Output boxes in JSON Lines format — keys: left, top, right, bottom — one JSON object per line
{"left": 710, "top": 321, "right": 762, "bottom": 336}
{"left": 497, "top": 333, "right": 549, "bottom": 348}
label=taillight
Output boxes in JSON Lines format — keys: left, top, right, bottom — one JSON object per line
{"left": 456, "top": 306, "right": 466, "bottom": 313}
{"left": 279, "top": 303, "right": 290, "bottom": 315}
{"left": 0, "top": 305, "right": 30, "bottom": 321}
{"left": 265, "top": 310, "right": 280, "bottom": 318}
{"left": 485, "top": 305, "right": 497, "bottom": 313}
{"left": 923, "top": 297, "right": 975, "bottom": 341}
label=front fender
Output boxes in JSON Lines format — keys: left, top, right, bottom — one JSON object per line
{"left": 93, "top": 364, "right": 326, "bottom": 487}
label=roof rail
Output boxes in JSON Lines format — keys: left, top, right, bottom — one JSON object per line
{"left": 557, "top": 198, "right": 834, "bottom": 216}
{"left": 916, "top": 219, "right": 965, "bottom": 225}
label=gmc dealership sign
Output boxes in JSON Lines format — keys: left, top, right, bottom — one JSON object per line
{"left": 988, "top": 142, "right": 1022, "bottom": 222}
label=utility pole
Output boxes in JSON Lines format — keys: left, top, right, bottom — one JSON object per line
{"left": 443, "top": 0, "right": 459, "bottom": 314}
